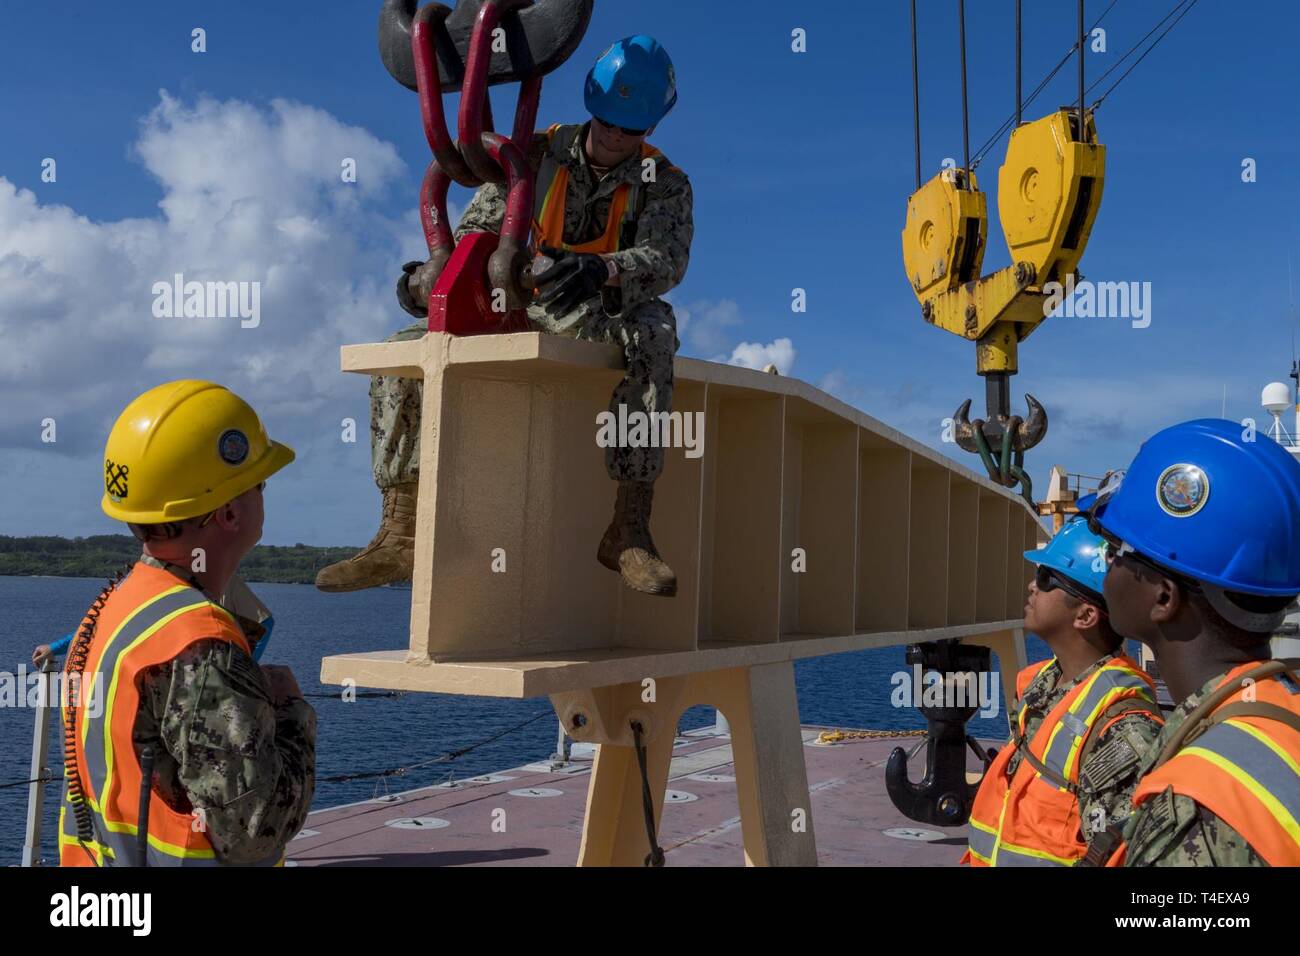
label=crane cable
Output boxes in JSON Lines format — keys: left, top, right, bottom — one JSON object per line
{"left": 1088, "top": 0, "right": 1199, "bottom": 109}
{"left": 911, "top": 1, "right": 1199, "bottom": 176}
{"left": 910, "top": 0, "right": 921, "bottom": 189}
{"left": 969, "top": 0, "right": 1119, "bottom": 169}
{"left": 958, "top": 0, "right": 970, "bottom": 173}
{"left": 972, "top": 0, "right": 1199, "bottom": 169}
{"left": 1015, "top": 0, "right": 1021, "bottom": 127}
{"left": 316, "top": 709, "right": 552, "bottom": 784}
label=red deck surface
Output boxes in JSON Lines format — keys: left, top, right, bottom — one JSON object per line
{"left": 289, "top": 726, "right": 995, "bottom": 866}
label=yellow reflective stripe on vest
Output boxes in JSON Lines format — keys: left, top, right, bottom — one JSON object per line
{"left": 982, "top": 787, "right": 1075, "bottom": 866}
{"left": 988, "top": 784, "right": 1012, "bottom": 865}
{"left": 73, "top": 583, "right": 233, "bottom": 864}
{"left": 1182, "top": 719, "right": 1300, "bottom": 848}
{"left": 98, "top": 817, "right": 219, "bottom": 863}
{"left": 1013, "top": 660, "right": 1054, "bottom": 736}
{"left": 532, "top": 125, "right": 576, "bottom": 232}
{"left": 59, "top": 804, "right": 114, "bottom": 865}
{"left": 1039, "top": 664, "right": 1150, "bottom": 787}
{"left": 992, "top": 840, "right": 1076, "bottom": 867}
{"left": 99, "top": 599, "right": 225, "bottom": 833}
{"left": 76, "top": 584, "right": 193, "bottom": 751}
{"left": 967, "top": 816, "right": 997, "bottom": 864}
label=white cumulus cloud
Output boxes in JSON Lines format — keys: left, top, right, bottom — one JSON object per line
{"left": 0, "top": 92, "right": 449, "bottom": 545}
{"left": 723, "top": 338, "right": 795, "bottom": 374}
{"left": 673, "top": 297, "right": 742, "bottom": 354}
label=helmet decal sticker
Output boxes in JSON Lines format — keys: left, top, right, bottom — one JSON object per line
{"left": 218, "top": 429, "right": 250, "bottom": 466}
{"left": 105, "top": 459, "right": 129, "bottom": 500}
{"left": 1156, "top": 463, "right": 1209, "bottom": 518}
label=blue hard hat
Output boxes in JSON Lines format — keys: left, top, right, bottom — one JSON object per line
{"left": 584, "top": 35, "right": 677, "bottom": 132}
{"left": 1025, "top": 515, "right": 1108, "bottom": 605}
{"left": 1091, "top": 418, "right": 1300, "bottom": 628}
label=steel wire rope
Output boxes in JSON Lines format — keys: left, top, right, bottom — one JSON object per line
{"left": 1088, "top": 0, "right": 1199, "bottom": 109}
{"left": 969, "top": 0, "right": 1119, "bottom": 169}
{"left": 317, "top": 709, "right": 552, "bottom": 784}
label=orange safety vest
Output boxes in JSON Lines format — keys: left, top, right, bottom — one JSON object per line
{"left": 531, "top": 123, "right": 673, "bottom": 255}
{"left": 1105, "top": 661, "right": 1300, "bottom": 867}
{"left": 59, "top": 562, "right": 276, "bottom": 867}
{"left": 963, "top": 654, "right": 1160, "bottom": 867}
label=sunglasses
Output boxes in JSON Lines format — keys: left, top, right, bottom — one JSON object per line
{"left": 1083, "top": 509, "right": 1201, "bottom": 592}
{"left": 1034, "top": 565, "right": 1102, "bottom": 608}
{"left": 592, "top": 115, "right": 648, "bottom": 137}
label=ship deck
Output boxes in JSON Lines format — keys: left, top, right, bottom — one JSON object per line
{"left": 288, "top": 724, "right": 993, "bottom": 866}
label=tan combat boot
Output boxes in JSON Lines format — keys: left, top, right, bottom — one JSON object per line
{"left": 315, "top": 483, "right": 417, "bottom": 592}
{"left": 596, "top": 480, "right": 677, "bottom": 597}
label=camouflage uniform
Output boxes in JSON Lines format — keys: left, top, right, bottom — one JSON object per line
{"left": 1007, "top": 655, "right": 1164, "bottom": 847}
{"left": 130, "top": 555, "right": 316, "bottom": 865}
{"left": 1121, "top": 669, "right": 1265, "bottom": 866}
{"left": 372, "top": 121, "right": 693, "bottom": 487}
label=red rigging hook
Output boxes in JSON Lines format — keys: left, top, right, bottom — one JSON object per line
{"left": 398, "top": 0, "right": 583, "bottom": 332}
{"left": 413, "top": 4, "right": 480, "bottom": 187}
{"left": 459, "top": 0, "right": 537, "bottom": 184}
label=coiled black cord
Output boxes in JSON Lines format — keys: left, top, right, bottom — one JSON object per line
{"left": 62, "top": 564, "right": 130, "bottom": 863}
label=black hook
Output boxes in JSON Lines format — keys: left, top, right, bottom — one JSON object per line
{"left": 884, "top": 640, "right": 997, "bottom": 827}
{"left": 952, "top": 392, "right": 1047, "bottom": 458}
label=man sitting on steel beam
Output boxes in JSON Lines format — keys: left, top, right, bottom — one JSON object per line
{"left": 317, "top": 35, "right": 692, "bottom": 598}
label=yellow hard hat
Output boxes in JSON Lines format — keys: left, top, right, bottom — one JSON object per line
{"left": 102, "top": 380, "right": 295, "bottom": 524}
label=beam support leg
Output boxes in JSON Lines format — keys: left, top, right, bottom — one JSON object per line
{"left": 557, "top": 663, "right": 818, "bottom": 866}
{"left": 574, "top": 717, "right": 676, "bottom": 867}
{"left": 710, "top": 662, "right": 818, "bottom": 866}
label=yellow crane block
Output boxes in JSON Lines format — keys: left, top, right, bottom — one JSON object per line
{"left": 998, "top": 108, "right": 1105, "bottom": 292}
{"left": 901, "top": 109, "right": 1105, "bottom": 376}
{"left": 901, "top": 167, "right": 987, "bottom": 301}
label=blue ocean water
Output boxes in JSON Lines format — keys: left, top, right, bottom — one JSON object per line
{"left": 0, "top": 574, "right": 1040, "bottom": 865}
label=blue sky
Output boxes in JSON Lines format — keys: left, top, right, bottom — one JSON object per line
{"left": 2, "top": 0, "right": 1298, "bottom": 546}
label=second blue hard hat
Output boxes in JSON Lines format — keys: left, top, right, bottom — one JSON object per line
{"left": 584, "top": 35, "right": 677, "bottom": 132}
{"left": 1025, "top": 515, "right": 1109, "bottom": 604}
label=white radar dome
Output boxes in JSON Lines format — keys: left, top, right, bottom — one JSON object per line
{"left": 1262, "top": 382, "right": 1291, "bottom": 415}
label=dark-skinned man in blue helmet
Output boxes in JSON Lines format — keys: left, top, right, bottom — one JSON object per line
{"left": 1078, "top": 419, "right": 1300, "bottom": 867}
{"left": 962, "top": 516, "right": 1163, "bottom": 866}
{"left": 318, "top": 35, "right": 692, "bottom": 598}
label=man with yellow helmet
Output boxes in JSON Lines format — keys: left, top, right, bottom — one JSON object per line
{"left": 59, "top": 380, "right": 316, "bottom": 867}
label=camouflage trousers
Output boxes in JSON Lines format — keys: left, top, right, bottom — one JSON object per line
{"left": 370, "top": 298, "right": 679, "bottom": 488}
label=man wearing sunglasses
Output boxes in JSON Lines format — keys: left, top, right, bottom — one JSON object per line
{"left": 963, "top": 516, "right": 1163, "bottom": 866}
{"left": 321, "top": 35, "right": 692, "bottom": 598}
{"left": 1077, "top": 419, "right": 1300, "bottom": 867}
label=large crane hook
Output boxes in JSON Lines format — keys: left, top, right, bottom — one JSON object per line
{"left": 952, "top": 384, "right": 1047, "bottom": 502}
{"left": 884, "top": 640, "right": 999, "bottom": 828}
{"left": 903, "top": 0, "right": 1105, "bottom": 504}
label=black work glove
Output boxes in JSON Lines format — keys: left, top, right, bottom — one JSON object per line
{"left": 396, "top": 260, "right": 428, "bottom": 319}
{"left": 533, "top": 245, "right": 610, "bottom": 315}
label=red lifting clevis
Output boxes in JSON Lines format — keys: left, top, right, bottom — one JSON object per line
{"left": 378, "top": 0, "right": 594, "bottom": 335}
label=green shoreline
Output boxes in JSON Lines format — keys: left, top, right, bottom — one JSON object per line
{"left": 0, "top": 535, "right": 361, "bottom": 586}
